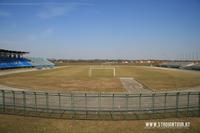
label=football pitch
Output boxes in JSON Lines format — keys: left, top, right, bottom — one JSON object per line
{"left": 1, "top": 66, "right": 200, "bottom": 133}
{"left": 0, "top": 65, "right": 200, "bottom": 92}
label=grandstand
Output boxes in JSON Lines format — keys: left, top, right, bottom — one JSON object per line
{"left": 184, "top": 63, "right": 200, "bottom": 70}
{"left": 159, "top": 61, "right": 194, "bottom": 68}
{"left": 27, "top": 57, "right": 55, "bottom": 68}
{"left": 159, "top": 61, "right": 200, "bottom": 71}
{"left": 0, "top": 49, "right": 32, "bottom": 69}
{"left": 0, "top": 49, "right": 55, "bottom": 69}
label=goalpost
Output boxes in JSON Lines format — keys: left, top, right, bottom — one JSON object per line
{"left": 89, "top": 66, "right": 116, "bottom": 77}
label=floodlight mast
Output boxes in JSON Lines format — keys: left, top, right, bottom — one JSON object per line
{"left": 89, "top": 66, "right": 115, "bottom": 77}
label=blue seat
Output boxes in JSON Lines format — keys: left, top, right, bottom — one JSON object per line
{"left": 0, "top": 57, "right": 33, "bottom": 69}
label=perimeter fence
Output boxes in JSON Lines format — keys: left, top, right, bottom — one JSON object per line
{"left": 0, "top": 89, "right": 200, "bottom": 120}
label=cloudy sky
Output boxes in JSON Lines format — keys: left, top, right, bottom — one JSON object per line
{"left": 0, "top": 0, "right": 200, "bottom": 59}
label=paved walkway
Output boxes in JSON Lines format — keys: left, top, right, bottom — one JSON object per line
{"left": 0, "top": 66, "right": 69, "bottom": 76}
{"left": 0, "top": 68, "right": 36, "bottom": 76}
{"left": 0, "top": 85, "right": 25, "bottom": 91}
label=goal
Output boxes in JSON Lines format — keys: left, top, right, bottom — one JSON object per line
{"left": 88, "top": 66, "right": 116, "bottom": 77}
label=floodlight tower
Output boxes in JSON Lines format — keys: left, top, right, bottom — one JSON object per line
{"left": 192, "top": 50, "right": 195, "bottom": 62}
{"left": 196, "top": 50, "right": 198, "bottom": 62}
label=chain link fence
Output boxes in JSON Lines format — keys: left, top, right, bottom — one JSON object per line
{"left": 0, "top": 89, "right": 200, "bottom": 120}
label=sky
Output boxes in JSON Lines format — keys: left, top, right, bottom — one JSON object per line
{"left": 0, "top": 0, "right": 200, "bottom": 60}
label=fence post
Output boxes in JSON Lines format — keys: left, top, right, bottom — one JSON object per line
{"left": 71, "top": 93, "right": 74, "bottom": 110}
{"left": 98, "top": 92, "right": 101, "bottom": 116}
{"left": 112, "top": 94, "right": 114, "bottom": 112}
{"left": 45, "top": 93, "right": 49, "bottom": 112}
{"left": 198, "top": 92, "right": 200, "bottom": 116}
{"left": 152, "top": 93, "right": 155, "bottom": 113}
{"left": 126, "top": 94, "right": 129, "bottom": 111}
{"left": 139, "top": 94, "right": 141, "bottom": 111}
{"left": 85, "top": 93, "right": 87, "bottom": 111}
{"left": 12, "top": 91, "right": 15, "bottom": 112}
{"left": 1, "top": 90, "right": 5, "bottom": 112}
{"left": 187, "top": 92, "right": 190, "bottom": 116}
{"left": 58, "top": 93, "right": 61, "bottom": 110}
{"left": 176, "top": 92, "right": 180, "bottom": 117}
{"left": 164, "top": 93, "right": 167, "bottom": 113}
{"left": 85, "top": 93, "right": 87, "bottom": 119}
{"left": 22, "top": 91, "right": 26, "bottom": 113}
{"left": 34, "top": 92, "right": 37, "bottom": 112}
{"left": 70, "top": 93, "right": 75, "bottom": 118}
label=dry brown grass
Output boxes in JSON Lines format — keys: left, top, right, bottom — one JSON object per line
{"left": 0, "top": 114, "right": 199, "bottom": 133}
{"left": 117, "top": 66, "right": 200, "bottom": 91}
{"left": 0, "top": 66, "right": 123, "bottom": 92}
{"left": 1, "top": 65, "right": 200, "bottom": 92}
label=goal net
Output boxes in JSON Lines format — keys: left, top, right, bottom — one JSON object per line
{"left": 89, "top": 66, "right": 116, "bottom": 77}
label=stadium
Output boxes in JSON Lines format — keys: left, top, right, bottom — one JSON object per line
{"left": 1, "top": 48, "right": 200, "bottom": 121}
{"left": 1, "top": 0, "right": 200, "bottom": 132}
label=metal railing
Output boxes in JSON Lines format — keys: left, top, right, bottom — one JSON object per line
{"left": 0, "top": 89, "right": 200, "bottom": 120}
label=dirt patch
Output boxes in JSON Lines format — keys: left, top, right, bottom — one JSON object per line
{"left": 120, "top": 77, "right": 152, "bottom": 93}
